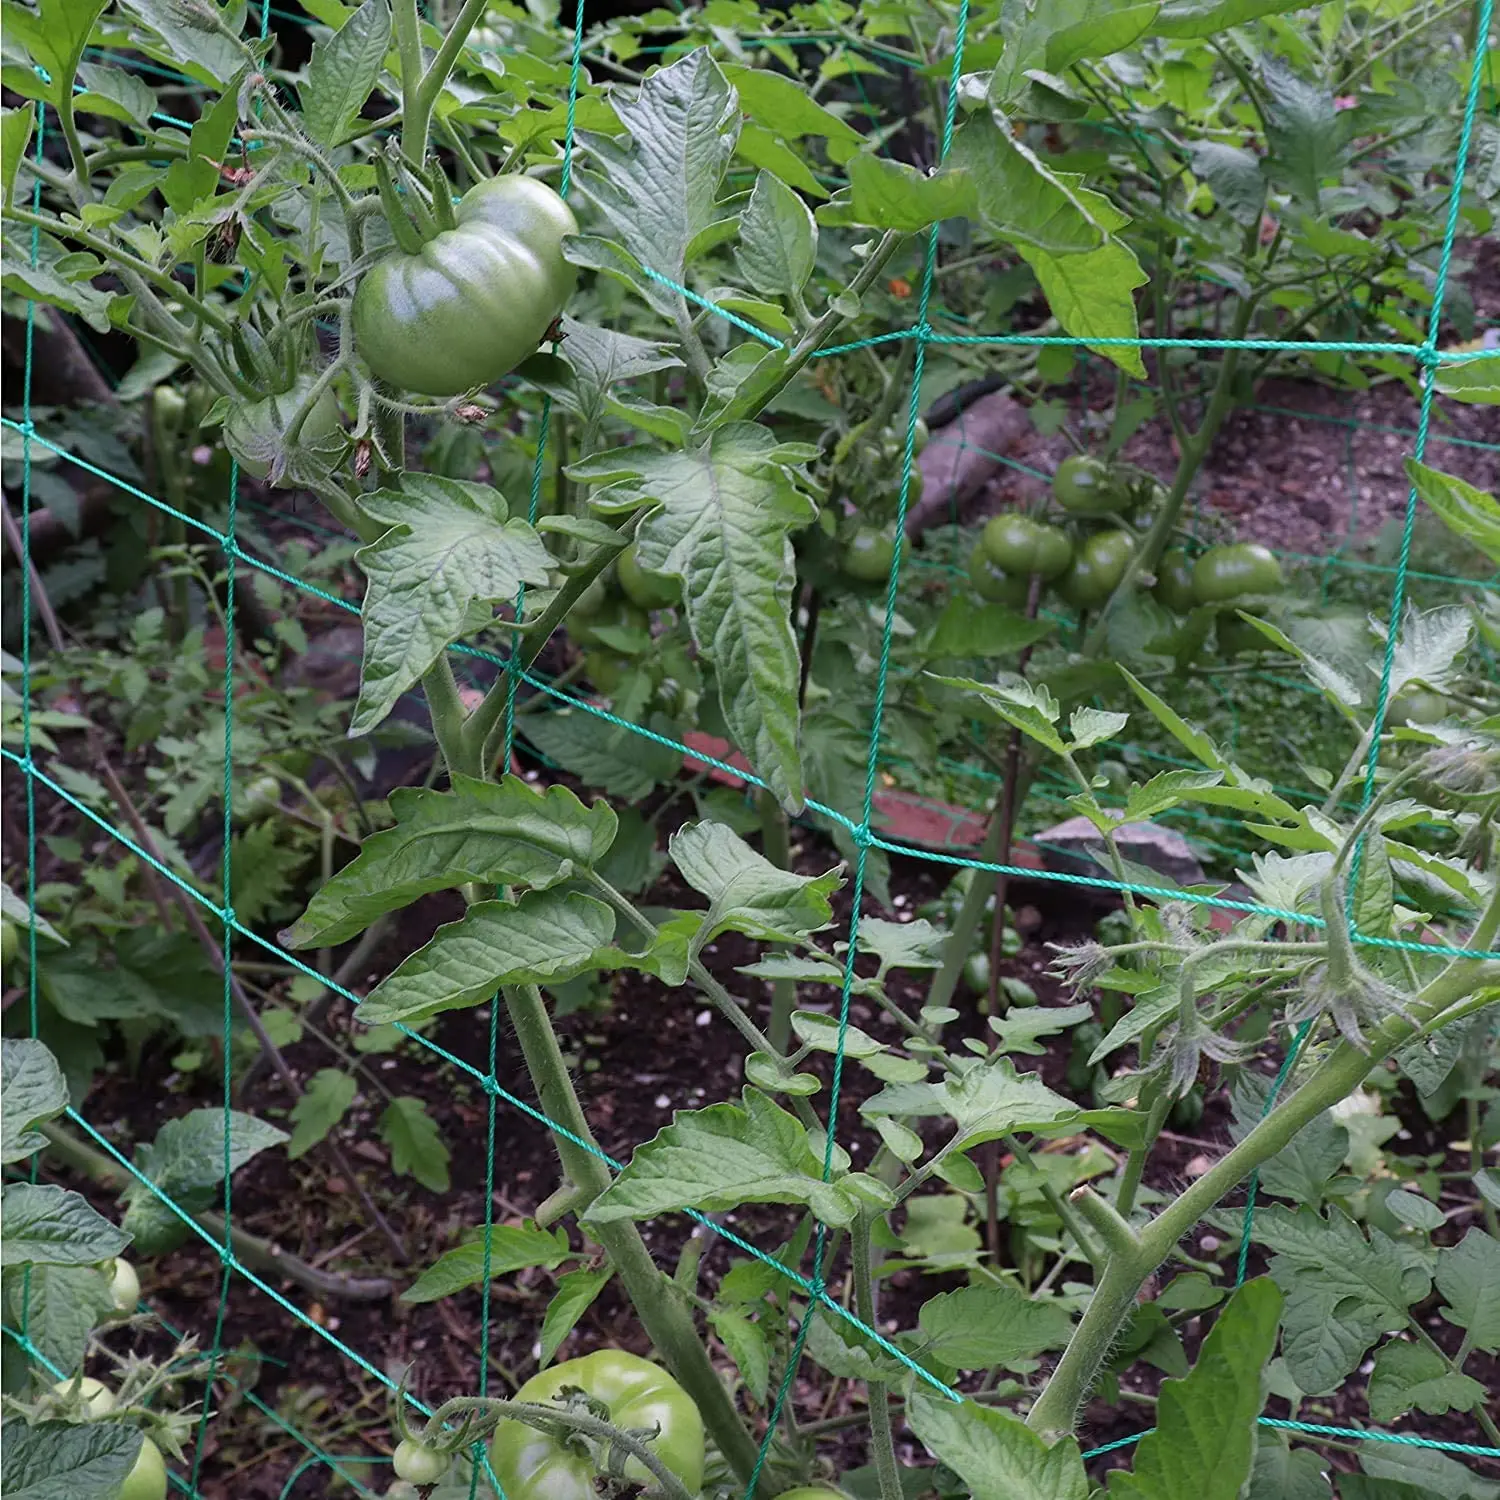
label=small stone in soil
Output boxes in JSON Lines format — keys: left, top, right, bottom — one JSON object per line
{"left": 655, "top": 1094, "right": 671, "bottom": 1109}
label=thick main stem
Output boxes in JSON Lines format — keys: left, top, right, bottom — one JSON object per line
{"left": 758, "top": 787, "right": 798, "bottom": 1054}
{"left": 852, "top": 1213, "right": 902, "bottom": 1500}
{"left": 501, "top": 982, "right": 762, "bottom": 1488}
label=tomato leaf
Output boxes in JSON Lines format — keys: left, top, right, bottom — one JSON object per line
{"left": 537, "top": 1266, "right": 613, "bottom": 1366}
{"left": 0, "top": 1183, "right": 128, "bottom": 1267}
{"left": 1, "top": 1038, "right": 69, "bottom": 1164}
{"left": 908, "top": 1389, "right": 1089, "bottom": 1500}
{"left": 709, "top": 1307, "right": 771, "bottom": 1403}
{"left": 1108, "top": 1279, "right": 1283, "bottom": 1500}
{"left": 1434, "top": 1227, "right": 1500, "bottom": 1353}
{"left": 287, "top": 1069, "right": 357, "bottom": 1160}
{"left": 351, "top": 475, "right": 552, "bottom": 735}
{"left": 402, "top": 1223, "right": 575, "bottom": 1304}
{"left": 1406, "top": 460, "right": 1500, "bottom": 567}
{"left": 284, "top": 776, "right": 616, "bottom": 950}
{"left": 735, "top": 171, "right": 817, "bottom": 300}
{"left": 670, "top": 820, "right": 840, "bottom": 950}
{"left": 2, "top": 1263, "right": 114, "bottom": 1382}
{"left": 378, "top": 1096, "right": 450, "bottom": 1193}
{"left": 585, "top": 1087, "right": 869, "bottom": 1229}
{"left": 0, "top": 1419, "right": 142, "bottom": 1500}
{"left": 301, "top": 0, "right": 392, "bottom": 149}
{"left": 1367, "top": 1340, "right": 1485, "bottom": 1424}
{"left": 573, "top": 48, "right": 739, "bottom": 287}
{"left": 914, "top": 1285, "right": 1075, "bottom": 1370}
{"left": 575, "top": 424, "right": 816, "bottom": 808}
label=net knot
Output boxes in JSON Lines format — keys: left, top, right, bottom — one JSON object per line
{"left": 1417, "top": 345, "right": 1443, "bottom": 367}
{"left": 850, "top": 822, "right": 875, "bottom": 848}
{"left": 914, "top": 320, "right": 935, "bottom": 344}
{"left": 480, "top": 1075, "right": 502, "bottom": 1098}
{"left": 221, "top": 904, "right": 237, "bottom": 929}
{"left": 17, "top": 419, "right": 36, "bottom": 437}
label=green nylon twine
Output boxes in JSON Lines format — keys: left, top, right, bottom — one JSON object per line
{"left": 9, "top": 0, "right": 1500, "bottom": 1489}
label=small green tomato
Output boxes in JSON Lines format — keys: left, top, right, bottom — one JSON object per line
{"left": 393, "top": 1438, "right": 452, "bottom": 1486}
{"left": 52, "top": 1375, "right": 115, "bottom": 1417}
{"left": 108, "top": 1257, "right": 141, "bottom": 1315}
{"left": 117, "top": 1436, "right": 168, "bottom": 1500}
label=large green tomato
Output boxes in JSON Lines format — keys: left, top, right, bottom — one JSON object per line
{"left": 1052, "top": 455, "right": 1128, "bottom": 514}
{"left": 1191, "top": 542, "right": 1283, "bottom": 604}
{"left": 777, "top": 1489, "right": 853, "bottom": 1500}
{"left": 967, "top": 545, "right": 1029, "bottom": 605}
{"left": 490, "top": 1352, "right": 704, "bottom": 1500}
{"left": 1152, "top": 550, "right": 1198, "bottom": 615}
{"left": 1389, "top": 688, "right": 1450, "bottom": 724}
{"left": 1056, "top": 530, "right": 1133, "bottom": 610}
{"left": 354, "top": 175, "right": 578, "bottom": 396}
{"left": 617, "top": 544, "right": 681, "bottom": 610}
{"left": 0, "top": 919, "right": 17, "bottom": 971}
{"left": 981, "top": 515, "right": 1073, "bottom": 579}
{"left": 843, "top": 528, "right": 896, "bottom": 583}
{"left": 117, "top": 1436, "right": 167, "bottom": 1500}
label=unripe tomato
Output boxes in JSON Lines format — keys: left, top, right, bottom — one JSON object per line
{"left": 1053, "top": 455, "right": 1129, "bottom": 514}
{"left": 777, "top": 1489, "right": 853, "bottom": 1500}
{"left": 981, "top": 515, "right": 1073, "bottom": 580}
{"left": 1191, "top": 542, "right": 1283, "bottom": 604}
{"left": 108, "top": 1257, "right": 141, "bottom": 1315}
{"left": 912, "top": 417, "right": 930, "bottom": 455}
{"left": 1216, "top": 615, "right": 1268, "bottom": 656}
{"left": 118, "top": 1436, "right": 168, "bottom": 1500}
{"left": 617, "top": 543, "right": 681, "bottom": 610}
{"left": 393, "top": 1438, "right": 451, "bottom": 1485}
{"left": 491, "top": 1352, "right": 704, "bottom": 1500}
{"left": 0, "top": 919, "right": 18, "bottom": 971}
{"left": 843, "top": 528, "right": 896, "bottom": 583}
{"left": 962, "top": 951, "right": 991, "bottom": 998}
{"left": 1152, "top": 550, "right": 1198, "bottom": 615}
{"left": 1389, "top": 689, "right": 1450, "bottom": 724}
{"left": 227, "top": 378, "right": 342, "bottom": 482}
{"left": 1170, "top": 1085, "right": 1205, "bottom": 1129}
{"left": 237, "top": 774, "right": 281, "bottom": 822}
{"left": 1056, "top": 530, "right": 1133, "bottom": 610}
{"left": 569, "top": 573, "right": 610, "bottom": 618}
{"left": 967, "top": 546, "right": 1029, "bottom": 606}
{"left": 355, "top": 175, "right": 578, "bottom": 397}
{"left": 583, "top": 651, "right": 631, "bottom": 696}
{"left": 52, "top": 1375, "right": 115, "bottom": 1416}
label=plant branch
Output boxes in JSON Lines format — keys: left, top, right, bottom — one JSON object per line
{"left": 852, "top": 1212, "right": 902, "bottom": 1500}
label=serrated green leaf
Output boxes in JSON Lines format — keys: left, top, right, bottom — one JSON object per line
{"left": 1230, "top": 1076, "right": 1348, "bottom": 1203}
{"left": 913, "top": 1284, "right": 1074, "bottom": 1370}
{"left": 1, "top": 1038, "right": 69, "bottom": 1163}
{"left": 378, "top": 1096, "right": 450, "bottom": 1192}
{"left": 402, "top": 1223, "right": 573, "bottom": 1303}
{"left": 1260, "top": 58, "right": 1345, "bottom": 207}
{"left": 537, "top": 1265, "right": 613, "bottom": 1367}
{"left": 1353, "top": 1442, "right": 1500, "bottom": 1499}
{"left": 1, "top": 0, "right": 110, "bottom": 109}
{"left": 1367, "top": 1340, "right": 1485, "bottom": 1424}
{"left": 122, "top": 1109, "right": 287, "bottom": 1253}
{"left": 1153, "top": 0, "right": 1319, "bottom": 38}
{"left": 574, "top": 48, "right": 738, "bottom": 285}
{"left": 1434, "top": 1228, "right": 1500, "bottom": 1352}
{"left": 1018, "top": 227, "right": 1149, "bottom": 379}
{"left": 1, "top": 104, "right": 35, "bottom": 207}
{"left": 356, "top": 889, "right": 620, "bottom": 1025}
{"left": 0, "top": 1419, "right": 142, "bottom": 1500}
{"left": 670, "top": 820, "right": 839, "bottom": 949}
{"left": 287, "top": 1069, "right": 357, "bottom": 1160}
{"left": 1069, "top": 706, "right": 1128, "bottom": 749}
{"left": 285, "top": 775, "right": 615, "bottom": 949}
{"left": 521, "top": 707, "right": 683, "bottom": 803}
{"left": 0, "top": 1183, "right": 130, "bottom": 1267}
{"left": 1435, "top": 356, "right": 1500, "bottom": 405}
{"left": 851, "top": 916, "right": 947, "bottom": 973}
{"left": 862, "top": 1052, "right": 1142, "bottom": 1153}
{"left": 2, "top": 1262, "right": 113, "bottom": 1380}
{"left": 948, "top": 115, "right": 1104, "bottom": 254}
{"left": 1122, "top": 769, "right": 1225, "bottom": 823}
{"left": 909, "top": 1389, "right": 1089, "bottom": 1500}
{"left": 987, "top": 1002, "right": 1095, "bottom": 1057}
{"left": 735, "top": 170, "right": 816, "bottom": 299}
{"left": 585, "top": 1087, "right": 864, "bottom": 1229}
{"left": 819, "top": 152, "right": 975, "bottom": 231}
{"left": 1246, "top": 1433, "right": 1331, "bottom": 1500}
{"left": 301, "top": 0, "right": 390, "bottom": 147}
{"left": 721, "top": 64, "right": 863, "bottom": 146}
{"left": 555, "top": 316, "right": 683, "bottom": 437}
{"left": 928, "top": 597, "right": 1054, "bottom": 658}
{"left": 352, "top": 476, "right": 552, "bottom": 734}
{"left": 1258, "top": 1206, "right": 1425, "bottom": 1395}
{"left": 1109, "top": 1279, "right": 1283, "bottom": 1500}
{"left": 932, "top": 674, "right": 1067, "bottom": 754}
{"left": 1406, "top": 461, "right": 1500, "bottom": 567}
{"left": 1191, "top": 141, "right": 1265, "bottom": 227}
{"left": 788, "top": 1011, "right": 884, "bottom": 1058}
{"left": 575, "top": 424, "right": 815, "bottom": 807}
{"left": 733, "top": 123, "right": 830, "bottom": 199}
{"left": 710, "top": 1306, "right": 770, "bottom": 1403}
{"left": 1119, "top": 669, "right": 1229, "bottom": 771}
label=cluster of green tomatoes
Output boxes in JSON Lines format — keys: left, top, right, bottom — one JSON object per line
{"left": 390, "top": 1349, "right": 845, "bottom": 1500}
{"left": 563, "top": 542, "right": 684, "bottom": 697}
{"left": 966, "top": 455, "right": 1285, "bottom": 647}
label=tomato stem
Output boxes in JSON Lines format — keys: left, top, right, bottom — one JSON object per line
{"left": 373, "top": 150, "right": 425, "bottom": 256}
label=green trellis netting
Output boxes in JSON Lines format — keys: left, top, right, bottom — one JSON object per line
{"left": 4, "top": 0, "right": 1500, "bottom": 1493}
